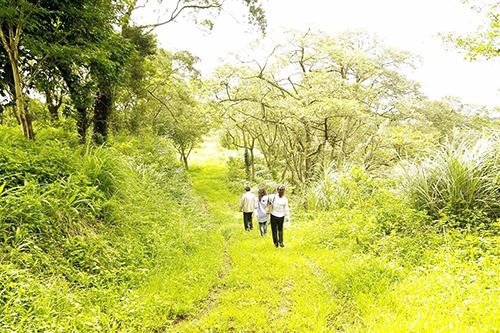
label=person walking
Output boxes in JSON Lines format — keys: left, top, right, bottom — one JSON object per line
{"left": 239, "top": 186, "right": 256, "bottom": 231}
{"left": 269, "top": 185, "right": 290, "bottom": 248}
{"left": 254, "top": 187, "right": 270, "bottom": 236}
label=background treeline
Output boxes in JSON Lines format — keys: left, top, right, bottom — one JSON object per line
{"left": 0, "top": 0, "right": 264, "bottom": 164}
{"left": 215, "top": 29, "right": 495, "bottom": 187}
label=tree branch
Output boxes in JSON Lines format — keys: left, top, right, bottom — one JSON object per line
{"left": 147, "top": 89, "right": 179, "bottom": 122}
{"left": 139, "top": 1, "right": 222, "bottom": 33}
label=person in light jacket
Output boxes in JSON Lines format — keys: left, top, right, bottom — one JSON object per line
{"left": 254, "top": 187, "right": 270, "bottom": 236}
{"left": 269, "top": 185, "right": 290, "bottom": 248}
{"left": 239, "top": 186, "right": 256, "bottom": 231}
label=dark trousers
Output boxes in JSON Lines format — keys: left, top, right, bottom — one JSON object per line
{"left": 243, "top": 212, "right": 253, "bottom": 230}
{"left": 270, "top": 214, "right": 284, "bottom": 245}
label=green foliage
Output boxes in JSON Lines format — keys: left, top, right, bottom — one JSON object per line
{"left": 4, "top": 129, "right": 500, "bottom": 331}
{"left": 307, "top": 163, "right": 373, "bottom": 210}
{"left": 0, "top": 126, "right": 225, "bottom": 331}
{"left": 442, "top": 0, "right": 500, "bottom": 60}
{"left": 0, "top": 126, "right": 78, "bottom": 188}
{"left": 225, "top": 152, "right": 278, "bottom": 196}
{"left": 225, "top": 155, "right": 244, "bottom": 179}
{"left": 397, "top": 134, "right": 500, "bottom": 227}
{"left": 215, "top": 29, "right": 424, "bottom": 185}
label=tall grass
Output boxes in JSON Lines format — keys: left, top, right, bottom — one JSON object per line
{"left": 397, "top": 134, "right": 500, "bottom": 227}
{"left": 294, "top": 133, "right": 500, "bottom": 332}
{"left": 306, "top": 163, "right": 373, "bottom": 210}
{"left": 0, "top": 127, "right": 225, "bottom": 331}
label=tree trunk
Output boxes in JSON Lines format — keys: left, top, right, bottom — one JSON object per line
{"left": 76, "top": 107, "right": 87, "bottom": 143}
{"left": 45, "top": 90, "right": 60, "bottom": 122}
{"left": 0, "top": 23, "right": 32, "bottom": 139}
{"left": 57, "top": 63, "right": 89, "bottom": 144}
{"left": 250, "top": 146, "right": 255, "bottom": 181}
{"left": 10, "top": 95, "right": 21, "bottom": 125}
{"left": 244, "top": 148, "right": 251, "bottom": 180}
{"left": 13, "top": 71, "right": 34, "bottom": 140}
{"left": 93, "top": 87, "right": 112, "bottom": 144}
{"left": 182, "top": 155, "right": 189, "bottom": 170}
{"left": 10, "top": 48, "right": 34, "bottom": 140}
{"left": 1, "top": 23, "right": 34, "bottom": 140}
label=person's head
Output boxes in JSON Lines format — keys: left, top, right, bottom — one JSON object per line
{"left": 258, "top": 187, "right": 267, "bottom": 199}
{"left": 277, "top": 185, "right": 285, "bottom": 197}
{"left": 245, "top": 186, "right": 251, "bottom": 192}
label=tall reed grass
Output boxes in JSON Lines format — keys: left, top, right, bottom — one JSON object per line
{"left": 397, "top": 134, "right": 500, "bottom": 227}
{"left": 307, "top": 163, "right": 373, "bottom": 211}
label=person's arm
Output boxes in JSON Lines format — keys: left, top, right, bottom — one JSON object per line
{"left": 285, "top": 197, "right": 290, "bottom": 220}
{"left": 239, "top": 195, "right": 244, "bottom": 212}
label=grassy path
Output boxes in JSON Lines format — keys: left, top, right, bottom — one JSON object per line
{"left": 162, "top": 141, "right": 500, "bottom": 332}
{"left": 171, "top": 155, "right": 347, "bottom": 332}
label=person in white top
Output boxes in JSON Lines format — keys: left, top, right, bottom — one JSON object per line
{"left": 254, "top": 187, "right": 270, "bottom": 236}
{"left": 270, "top": 185, "right": 290, "bottom": 248}
{"left": 239, "top": 186, "right": 256, "bottom": 231}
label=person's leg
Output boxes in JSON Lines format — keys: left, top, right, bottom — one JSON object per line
{"left": 259, "top": 222, "right": 265, "bottom": 236}
{"left": 249, "top": 213, "right": 253, "bottom": 230}
{"left": 262, "top": 221, "right": 268, "bottom": 236}
{"left": 270, "top": 215, "right": 279, "bottom": 247}
{"left": 277, "top": 216, "right": 285, "bottom": 246}
{"left": 243, "top": 212, "right": 252, "bottom": 230}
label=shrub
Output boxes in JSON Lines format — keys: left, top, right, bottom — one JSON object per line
{"left": 306, "top": 163, "right": 374, "bottom": 211}
{"left": 225, "top": 156, "right": 247, "bottom": 193}
{"left": 396, "top": 134, "right": 500, "bottom": 228}
{"left": 0, "top": 128, "right": 225, "bottom": 331}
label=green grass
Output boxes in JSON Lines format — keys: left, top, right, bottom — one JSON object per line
{"left": 0, "top": 128, "right": 226, "bottom": 331}
{"left": 397, "top": 134, "right": 500, "bottom": 226}
{"left": 170, "top": 138, "right": 500, "bottom": 331}
{"left": 3, "top": 128, "right": 500, "bottom": 331}
{"left": 169, "top": 151, "right": 358, "bottom": 331}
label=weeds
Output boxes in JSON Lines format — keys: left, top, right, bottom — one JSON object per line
{"left": 0, "top": 127, "right": 225, "bottom": 331}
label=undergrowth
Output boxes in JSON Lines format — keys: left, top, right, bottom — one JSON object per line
{"left": 3, "top": 127, "right": 500, "bottom": 331}
{"left": 298, "top": 151, "right": 500, "bottom": 331}
{"left": 0, "top": 126, "right": 224, "bottom": 331}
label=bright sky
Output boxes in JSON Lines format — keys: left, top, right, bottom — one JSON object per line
{"left": 137, "top": 0, "right": 500, "bottom": 108}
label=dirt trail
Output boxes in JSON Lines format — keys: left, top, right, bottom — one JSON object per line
{"left": 171, "top": 160, "right": 345, "bottom": 332}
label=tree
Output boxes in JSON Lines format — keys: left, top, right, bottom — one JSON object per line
{"left": 214, "top": 30, "right": 421, "bottom": 184}
{"left": 442, "top": 1, "right": 500, "bottom": 60}
{"left": 143, "top": 49, "right": 210, "bottom": 169}
{"left": 0, "top": 0, "right": 126, "bottom": 141}
{"left": 49, "top": 0, "right": 124, "bottom": 143}
{"left": 93, "top": 0, "right": 267, "bottom": 143}
{"left": 130, "top": 0, "right": 266, "bottom": 34}
{"left": 0, "top": 0, "right": 45, "bottom": 139}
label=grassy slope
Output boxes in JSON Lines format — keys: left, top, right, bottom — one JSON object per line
{"left": 5, "top": 130, "right": 499, "bottom": 331}
{"left": 0, "top": 130, "right": 228, "bottom": 332}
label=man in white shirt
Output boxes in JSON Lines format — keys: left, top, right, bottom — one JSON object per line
{"left": 239, "top": 186, "right": 256, "bottom": 231}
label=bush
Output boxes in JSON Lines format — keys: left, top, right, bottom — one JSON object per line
{"left": 306, "top": 163, "right": 379, "bottom": 211}
{"left": 396, "top": 134, "right": 500, "bottom": 228}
